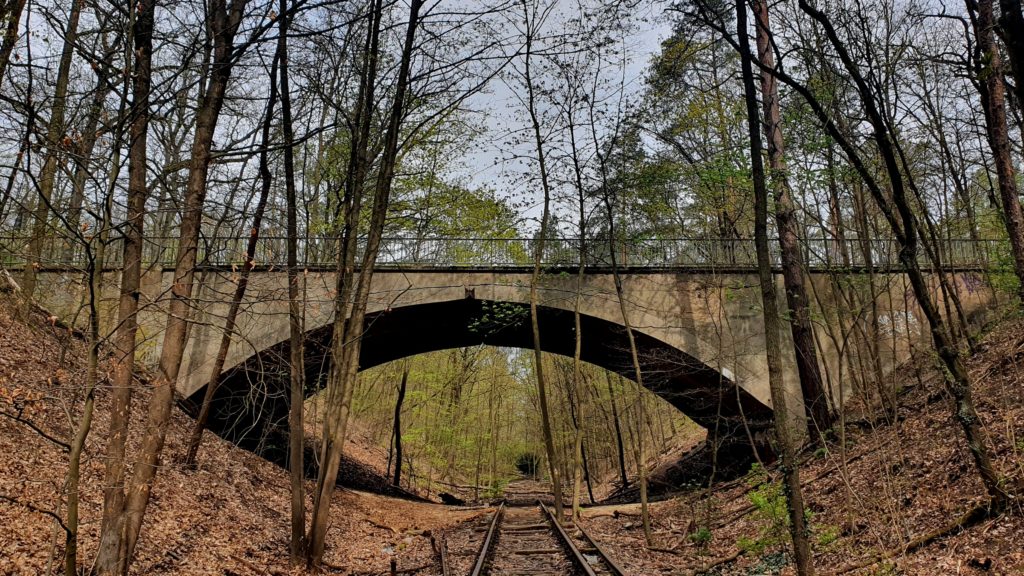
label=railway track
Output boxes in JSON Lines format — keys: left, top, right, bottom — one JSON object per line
{"left": 462, "top": 500, "right": 627, "bottom": 576}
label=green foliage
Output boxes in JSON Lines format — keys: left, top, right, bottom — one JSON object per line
{"left": 814, "top": 524, "right": 840, "bottom": 550}
{"left": 636, "top": 32, "right": 755, "bottom": 240}
{"left": 690, "top": 526, "right": 713, "bottom": 547}
{"left": 468, "top": 301, "right": 528, "bottom": 336}
{"left": 482, "top": 478, "right": 509, "bottom": 499}
{"left": 736, "top": 536, "right": 762, "bottom": 555}
{"left": 345, "top": 343, "right": 703, "bottom": 500}
{"left": 988, "top": 248, "right": 1021, "bottom": 296}
{"left": 737, "top": 464, "right": 837, "bottom": 557}
{"left": 737, "top": 463, "right": 791, "bottom": 555}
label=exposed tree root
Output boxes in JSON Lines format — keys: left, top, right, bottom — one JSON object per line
{"left": 695, "top": 547, "right": 743, "bottom": 573}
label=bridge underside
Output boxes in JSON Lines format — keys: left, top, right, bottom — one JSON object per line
{"left": 180, "top": 298, "right": 774, "bottom": 468}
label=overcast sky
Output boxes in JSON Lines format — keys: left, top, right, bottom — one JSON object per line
{"left": 452, "top": 1, "right": 673, "bottom": 232}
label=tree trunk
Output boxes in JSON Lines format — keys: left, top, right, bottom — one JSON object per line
{"left": 580, "top": 439, "right": 596, "bottom": 504}
{"left": 605, "top": 371, "right": 629, "bottom": 489}
{"left": 599, "top": 162, "right": 653, "bottom": 547}
{"left": 279, "top": 0, "right": 305, "bottom": 561}
{"left": 998, "top": 0, "right": 1024, "bottom": 114}
{"left": 94, "top": 2, "right": 154, "bottom": 572}
{"left": 182, "top": 46, "right": 280, "bottom": 468}
{"left": 737, "top": 2, "right": 815, "bottom": 573}
{"left": 306, "top": 1, "right": 422, "bottom": 565}
{"left": 522, "top": 1, "right": 564, "bottom": 522}
{"left": 307, "top": 2, "right": 382, "bottom": 560}
{"left": 0, "top": 0, "right": 26, "bottom": 93}
{"left": 120, "top": 1, "right": 248, "bottom": 567}
{"left": 21, "top": 0, "right": 83, "bottom": 301}
{"left": 567, "top": 106, "right": 589, "bottom": 522}
{"left": 753, "top": 0, "right": 832, "bottom": 438}
{"left": 65, "top": 237, "right": 105, "bottom": 575}
{"left": 307, "top": 1, "right": 383, "bottom": 562}
{"left": 970, "top": 0, "right": 1024, "bottom": 304}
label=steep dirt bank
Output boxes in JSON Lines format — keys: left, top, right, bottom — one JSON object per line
{"left": 578, "top": 313, "right": 1024, "bottom": 575}
{"left": 0, "top": 297, "right": 475, "bottom": 575}
{"left": 4, "top": 289, "right": 1023, "bottom": 575}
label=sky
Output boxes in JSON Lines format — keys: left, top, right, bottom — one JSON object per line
{"left": 4, "top": 0, "right": 673, "bottom": 236}
{"left": 451, "top": 0, "right": 674, "bottom": 232}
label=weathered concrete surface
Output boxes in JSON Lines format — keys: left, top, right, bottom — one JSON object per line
{"left": 34, "top": 267, "right": 995, "bottom": 432}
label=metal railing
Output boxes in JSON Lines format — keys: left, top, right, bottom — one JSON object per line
{"left": 0, "top": 234, "right": 1008, "bottom": 271}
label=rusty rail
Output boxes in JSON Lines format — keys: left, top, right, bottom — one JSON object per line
{"left": 468, "top": 503, "right": 504, "bottom": 576}
{"left": 540, "top": 500, "right": 599, "bottom": 576}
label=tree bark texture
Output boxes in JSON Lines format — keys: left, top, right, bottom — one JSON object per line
{"left": 279, "top": 0, "right": 306, "bottom": 561}
{"left": 737, "top": 1, "right": 815, "bottom": 573}
{"left": 0, "top": 0, "right": 26, "bottom": 93}
{"left": 120, "top": 0, "right": 248, "bottom": 567}
{"left": 971, "top": 0, "right": 1024, "bottom": 304}
{"left": 753, "top": 0, "right": 833, "bottom": 437}
{"left": 94, "top": 1, "right": 155, "bottom": 572}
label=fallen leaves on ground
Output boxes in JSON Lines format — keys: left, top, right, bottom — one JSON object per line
{"left": 0, "top": 296, "right": 477, "bottom": 575}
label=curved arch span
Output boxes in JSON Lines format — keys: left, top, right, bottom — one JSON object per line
{"left": 180, "top": 298, "right": 773, "bottom": 466}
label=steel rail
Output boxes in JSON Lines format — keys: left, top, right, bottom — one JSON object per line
{"left": 539, "top": 500, "right": 599, "bottom": 576}
{"left": 469, "top": 502, "right": 504, "bottom": 576}
{"left": 574, "top": 522, "right": 628, "bottom": 576}
{"left": 435, "top": 531, "right": 451, "bottom": 576}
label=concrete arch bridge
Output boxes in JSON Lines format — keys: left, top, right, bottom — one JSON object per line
{"left": 23, "top": 235, "right": 999, "bottom": 467}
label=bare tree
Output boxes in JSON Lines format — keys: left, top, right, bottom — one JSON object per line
{"left": 753, "top": 0, "right": 833, "bottom": 437}
{"left": 736, "top": 1, "right": 814, "bottom": 572}
{"left": 182, "top": 44, "right": 280, "bottom": 469}
{"left": 21, "top": 0, "right": 83, "bottom": 302}
{"left": 791, "top": 0, "right": 1010, "bottom": 510}
{"left": 306, "top": 1, "right": 384, "bottom": 564}
{"left": 520, "top": 0, "right": 566, "bottom": 524}
{"left": 120, "top": 0, "right": 250, "bottom": 567}
{"left": 306, "top": 0, "right": 424, "bottom": 565}
{"left": 278, "top": 0, "right": 306, "bottom": 562}
{"left": 94, "top": 1, "right": 155, "bottom": 572}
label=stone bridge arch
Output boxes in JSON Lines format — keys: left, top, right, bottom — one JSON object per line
{"left": 174, "top": 269, "right": 777, "bottom": 462}
{"left": 30, "top": 263, "right": 998, "bottom": 468}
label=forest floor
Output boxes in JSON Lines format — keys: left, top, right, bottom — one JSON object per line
{"left": 2, "top": 291, "right": 1023, "bottom": 575}
{"left": 578, "top": 314, "right": 1024, "bottom": 575}
{"left": 0, "top": 296, "right": 476, "bottom": 576}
